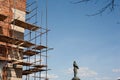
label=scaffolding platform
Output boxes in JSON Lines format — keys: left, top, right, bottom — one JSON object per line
{"left": 32, "top": 64, "right": 47, "bottom": 68}
{"left": 11, "top": 19, "right": 40, "bottom": 31}
{"left": 22, "top": 68, "right": 46, "bottom": 75}
{"left": 14, "top": 61, "right": 32, "bottom": 66}
{"left": 0, "top": 14, "right": 7, "bottom": 21}
{"left": 20, "top": 41, "right": 35, "bottom": 48}
{"left": 0, "top": 34, "right": 35, "bottom": 48}
{"left": 23, "top": 50, "right": 38, "bottom": 56}
{"left": 33, "top": 45, "right": 47, "bottom": 50}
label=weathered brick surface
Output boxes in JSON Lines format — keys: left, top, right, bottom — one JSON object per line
{"left": 0, "top": 0, "right": 26, "bottom": 80}
{"left": 0, "top": 0, "right": 26, "bottom": 36}
{"left": 0, "top": 0, "right": 26, "bottom": 12}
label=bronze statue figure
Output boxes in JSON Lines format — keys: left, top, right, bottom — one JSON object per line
{"left": 73, "top": 61, "right": 79, "bottom": 77}
{"left": 72, "top": 61, "right": 80, "bottom": 80}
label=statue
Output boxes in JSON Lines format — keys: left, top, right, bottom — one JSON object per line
{"left": 72, "top": 61, "right": 80, "bottom": 80}
{"left": 73, "top": 61, "right": 79, "bottom": 77}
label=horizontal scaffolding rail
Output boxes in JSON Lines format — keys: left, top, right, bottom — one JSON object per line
{"left": 11, "top": 19, "right": 40, "bottom": 31}
{"left": 13, "top": 61, "right": 32, "bottom": 66}
{"left": 32, "top": 45, "right": 47, "bottom": 50}
{"left": 22, "top": 68, "right": 47, "bottom": 75}
{"left": 23, "top": 50, "right": 39, "bottom": 56}
{"left": 32, "top": 65, "right": 47, "bottom": 68}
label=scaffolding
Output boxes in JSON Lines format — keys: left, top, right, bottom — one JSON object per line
{"left": 0, "top": 0, "right": 50, "bottom": 80}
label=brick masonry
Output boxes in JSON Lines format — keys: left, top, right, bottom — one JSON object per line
{"left": 0, "top": 0, "right": 26, "bottom": 80}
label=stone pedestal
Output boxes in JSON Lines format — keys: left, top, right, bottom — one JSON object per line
{"left": 72, "top": 77, "right": 80, "bottom": 80}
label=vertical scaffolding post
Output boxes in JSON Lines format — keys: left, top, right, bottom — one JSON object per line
{"left": 45, "top": 0, "right": 48, "bottom": 79}
{"left": 39, "top": 1, "right": 43, "bottom": 80}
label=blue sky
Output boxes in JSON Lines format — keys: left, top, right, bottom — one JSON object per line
{"left": 27, "top": 0, "right": 120, "bottom": 80}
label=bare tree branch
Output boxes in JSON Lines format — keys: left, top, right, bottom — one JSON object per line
{"left": 87, "top": 0, "right": 115, "bottom": 16}
{"left": 72, "top": 0, "right": 116, "bottom": 16}
{"left": 71, "top": 0, "right": 91, "bottom": 4}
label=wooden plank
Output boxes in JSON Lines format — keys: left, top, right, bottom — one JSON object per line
{"left": 20, "top": 41, "right": 35, "bottom": 48}
{"left": 22, "top": 70, "right": 32, "bottom": 75}
{"left": 11, "top": 19, "right": 40, "bottom": 31}
{"left": 32, "top": 65, "right": 47, "bottom": 68}
{"left": 33, "top": 45, "right": 47, "bottom": 50}
{"left": 23, "top": 50, "right": 38, "bottom": 56}
{"left": 22, "top": 68, "right": 46, "bottom": 75}
{"left": 14, "top": 62, "right": 32, "bottom": 66}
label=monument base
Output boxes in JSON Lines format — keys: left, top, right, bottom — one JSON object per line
{"left": 72, "top": 77, "right": 80, "bottom": 80}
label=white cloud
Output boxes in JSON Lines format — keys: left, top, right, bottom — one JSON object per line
{"left": 94, "top": 77, "right": 113, "bottom": 80}
{"left": 117, "top": 77, "right": 120, "bottom": 80}
{"left": 45, "top": 74, "right": 59, "bottom": 79}
{"left": 112, "top": 69, "right": 120, "bottom": 73}
{"left": 67, "top": 67, "right": 98, "bottom": 78}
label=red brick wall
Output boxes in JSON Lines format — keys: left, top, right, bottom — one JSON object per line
{"left": 0, "top": 0, "right": 26, "bottom": 80}
{"left": 0, "top": 0, "right": 26, "bottom": 36}
{"left": 0, "top": 0, "right": 26, "bottom": 41}
{"left": 9, "top": 0, "right": 26, "bottom": 12}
